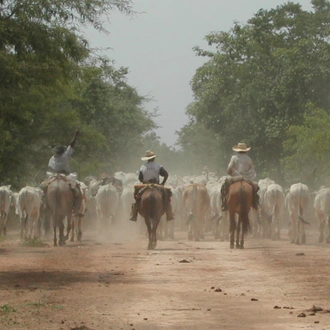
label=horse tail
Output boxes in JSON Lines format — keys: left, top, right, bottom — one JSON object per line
{"left": 148, "top": 190, "right": 157, "bottom": 226}
{"left": 52, "top": 179, "right": 61, "bottom": 227}
{"left": 240, "top": 183, "right": 251, "bottom": 234}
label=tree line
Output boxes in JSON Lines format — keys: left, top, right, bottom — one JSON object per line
{"left": 2, "top": 0, "right": 330, "bottom": 190}
{"left": 178, "top": 0, "right": 330, "bottom": 189}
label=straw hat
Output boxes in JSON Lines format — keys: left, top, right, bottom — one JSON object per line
{"left": 232, "top": 142, "right": 251, "bottom": 152}
{"left": 141, "top": 150, "right": 156, "bottom": 161}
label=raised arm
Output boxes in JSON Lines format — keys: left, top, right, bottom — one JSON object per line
{"left": 69, "top": 129, "right": 80, "bottom": 149}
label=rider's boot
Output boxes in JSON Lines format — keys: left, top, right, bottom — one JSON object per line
{"left": 130, "top": 202, "right": 139, "bottom": 221}
{"left": 166, "top": 202, "right": 174, "bottom": 221}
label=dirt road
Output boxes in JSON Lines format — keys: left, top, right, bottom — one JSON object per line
{"left": 1, "top": 226, "right": 330, "bottom": 330}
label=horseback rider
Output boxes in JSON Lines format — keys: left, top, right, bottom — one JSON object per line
{"left": 41, "top": 129, "right": 82, "bottom": 215}
{"left": 48, "top": 129, "right": 79, "bottom": 175}
{"left": 227, "top": 142, "right": 256, "bottom": 180}
{"left": 222, "top": 142, "right": 259, "bottom": 211}
{"left": 130, "top": 150, "right": 174, "bottom": 222}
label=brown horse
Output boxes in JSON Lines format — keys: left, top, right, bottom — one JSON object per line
{"left": 138, "top": 185, "right": 165, "bottom": 250}
{"left": 46, "top": 176, "right": 74, "bottom": 246}
{"left": 227, "top": 180, "right": 253, "bottom": 249}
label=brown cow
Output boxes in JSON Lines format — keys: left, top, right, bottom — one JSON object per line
{"left": 183, "top": 183, "right": 210, "bottom": 241}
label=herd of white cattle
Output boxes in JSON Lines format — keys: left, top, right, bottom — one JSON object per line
{"left": 0, "top": 171, "right": 329, "bottom": 246}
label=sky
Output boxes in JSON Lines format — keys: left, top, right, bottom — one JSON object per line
{"left": 85, "top": 0, "right": 313, "bottom": 147}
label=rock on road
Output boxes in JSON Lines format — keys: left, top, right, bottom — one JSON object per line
{"left": 0, "top": 230, "right": 330, "bottom": 330}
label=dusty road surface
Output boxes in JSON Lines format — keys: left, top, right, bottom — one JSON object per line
{"left": 1, "top": 224, "right": 330, "bottom": 330}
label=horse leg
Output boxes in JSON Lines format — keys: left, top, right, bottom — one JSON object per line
{"left": 151, "top": 221, "right": 158, "bottom": 249}
{"left": 236, "top": 218, "right": 241, "bottom": 248}
{"left": 145, "top": 218, "right": 153, "bottom": 250}
{"left": 229, "top": 212, "right": 236, "bottom": 249}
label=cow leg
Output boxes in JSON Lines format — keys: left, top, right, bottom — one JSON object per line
{"left": 53, "top": 226, "right": 57, "bottom": 247}
{"left": 168, "top": 220, "right": 175, "bottom": 239}
{"left": 70, "top": 217, "right": 75, "bottom": 242}
{"left": 65, "top": 215, "right": 72, "bottom": 241}
{"left": 187, "top": 213, "right": 193, "bottom": 241}
{"left": 24, "top": 215, "right": 29, "bottom": 240}
{"left": 275, "top": 209, "right": 281, "bottom": 240}
{"left": 318, "top": 211, "right": 325, "bottom": 243}
{"left": 20, "top": 217, "right": 24, "bottom": 239}
{"left": 194, "top": 217, "right": 200, "bottom": 242}
{"left": 290, "top": 213, "right": 296, "bottom": 243}
{"left": 59, "top": 220, "right": 65, "bottom": 246}
{"left": 301, "top": 225, "right": 306, "bottom": 244}
{"left": 77, "top": 216, "right": 83, "bottom": 242}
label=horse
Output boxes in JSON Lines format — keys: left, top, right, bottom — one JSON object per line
{"left": 227, "top": 180, "right": 253, "bottom": 249}
{"left": 46, "top": 175, "right": 75, "bottom": 246}
{"left": 138, "top": 185, "right": 165, "bottom": 250}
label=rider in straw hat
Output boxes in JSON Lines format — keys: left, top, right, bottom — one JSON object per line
{"left": 130, "top": 150, "right": 174, "bottom": 221}
{"left": 227, "top": 142, "right": 256, "bottom": 180}
{"left": 222, "top": 142, "right": 259, "bottom": 211}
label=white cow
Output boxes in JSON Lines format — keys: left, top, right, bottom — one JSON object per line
{"left": 69, "top": 182, "right": 88, "bottom": 242}
{"left": 313, "top": 187, "right": 330, "bottom": 243}
{"left": 0, "top": 185, "right": 12, "bottom": 236}
{"left": 257, "top": 178, "right": 276, "bottom": 237}
{"left": 263, "top": 183, "right": 285, "bottom": 240}
{"left": 286, "top": 183, "right": 310, "bottom": 244}
{"left": 95, "top": 183, "right": 119, "bottom": 233}
{"left": 207, "top": 177, "right": 228, "bottom": 241}
{"left": 117, "top": 185, "right": 135, "bottom": 226}
{"left": 16, "top": 186, "right": 43, "bottom": 239}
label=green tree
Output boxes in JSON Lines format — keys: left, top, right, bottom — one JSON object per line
{"left": 186, "top": 1, "right": 330, "bottom": 182}
{"left": 0, "top": 0, "right": 160, "bottom": 187}
{"left": 282, "top": 105, "right": 330, "bottom": 188}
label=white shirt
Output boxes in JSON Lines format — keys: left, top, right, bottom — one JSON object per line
{"left": 48, "top": 145, "right": 73, "bottom": 174}
{"left": 140, "top": 162, "right": 162, "bottom": 183}
{"left": 227, "top": 153, "right": 256, "bottom": 180}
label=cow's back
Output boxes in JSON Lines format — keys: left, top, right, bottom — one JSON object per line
{"left": 288, "top": 183, "right": 309, "bottom": 211}
{"left": 314, "top": 188, "right": 330, "bottom": 214}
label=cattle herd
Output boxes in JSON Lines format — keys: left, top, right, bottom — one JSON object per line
{"left": 0, "top": 171, "right": 329, "bottom": 248}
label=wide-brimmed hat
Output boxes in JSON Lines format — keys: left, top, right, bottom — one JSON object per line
{"left": 141, "top": 150, "right": 156, "bottom": 161}
{"left": 232, "top": 142, "right": 251, "bottom": 152}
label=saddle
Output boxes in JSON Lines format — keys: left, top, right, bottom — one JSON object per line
{"left": 221, "top": 176, "right": 259, "bottom": 211}
{"left": 133, "top": 184, "right": 172, "bottom": 204}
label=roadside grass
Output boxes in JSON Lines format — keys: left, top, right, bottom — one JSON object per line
{"left": 0, "top": 304, "right": 16, "bottom": 313}
{"left": 21, "top": 237, "right": 49, "bottom": 247}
